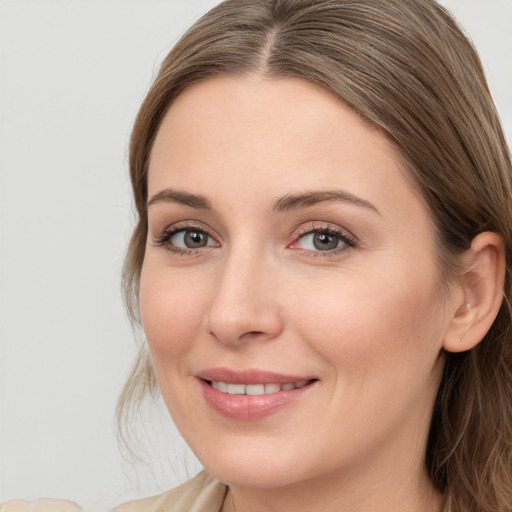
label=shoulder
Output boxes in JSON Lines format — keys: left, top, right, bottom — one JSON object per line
{"left": 114, "top": 471, "right": 228, "bottom": 512}
{"left": 0, "top": 499, "right": 81, "bottom": 512}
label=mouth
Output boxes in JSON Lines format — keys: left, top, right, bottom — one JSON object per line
{"left": 206, "top": 379, "right": 314, "bottom": 395}
{"left": 197, "top": 368, "right": 318, "bottom": 420}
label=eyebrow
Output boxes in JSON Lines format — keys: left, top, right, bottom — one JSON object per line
{"left": 146, "top": 187, "right": 380, "bottom": 215}
{"left": 146, "top": 189, "right": 213, "bottom": 210}
{"left": 271, "top": 190, "right": 380, "bottom": 215}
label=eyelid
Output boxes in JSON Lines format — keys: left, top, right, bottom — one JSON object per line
{"left": 151, "top": 220, "right": 220, "bottom": 253}
{"left": 289, "top": 222, "right": 357, "bottom": 254}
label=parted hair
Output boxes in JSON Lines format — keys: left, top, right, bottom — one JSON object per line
{"left": 119, "top": 1, "right": 512, "bottom": 510}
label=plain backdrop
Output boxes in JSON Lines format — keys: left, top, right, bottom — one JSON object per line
{"left": 0, "top": 1, "right": 511, "bottom": 510}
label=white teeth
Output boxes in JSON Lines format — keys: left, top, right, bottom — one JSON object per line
{"left": 264, "top": 383, "right": 281, "bottom": 394}
{"left": 246, "top": 384, "right": 265, "bottom": 396}
{"left": 227, "top": 383, "right": 246, "bottom": 395}
{"left": 212, "top": 381, "right": 228, "bottom": 392}
{"left": 210, "top": 380, "right": 311, "bottom": 395}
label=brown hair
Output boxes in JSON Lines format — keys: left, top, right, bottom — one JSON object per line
{"left": 118, "top": 1, "right": 512, "bottom": 509}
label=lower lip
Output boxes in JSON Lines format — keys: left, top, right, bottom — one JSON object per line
{"left": 200, "top": 380, "right": 316, "bottom": 421}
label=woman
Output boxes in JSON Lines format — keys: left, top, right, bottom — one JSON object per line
{"left": 114, "top": 0, "right": 512, "bottom": 511}
{"left": 3, "top": 0, "right": 510, "bottom": 511}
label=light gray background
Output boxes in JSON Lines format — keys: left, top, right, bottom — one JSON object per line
{"left": 1, "top": 1, "right": 511, "bottom": 510}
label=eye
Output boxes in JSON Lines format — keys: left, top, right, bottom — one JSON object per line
{"left": 171, "top": 229, "right": 213, "bottom": 249}
{"left": 152, "top": 225, "right": 218, "bottom": 254}
{"left": 290, "top": 225, "right": 356, "bottom": 254}
{"left": 301, "top": 231, "right": 343, "bottom": 251}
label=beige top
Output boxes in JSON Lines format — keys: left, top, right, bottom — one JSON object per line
{"left": 114, "top": 471, "right": 227, "bottom": 512}
{"left": 0, "top": 472, "right": 227, "bottom": 512}
{"left": 2, "top": 472, "right": 451, "bottom": 511}
{"left": 0, "top": 499, "right": 82, "bottom": 512}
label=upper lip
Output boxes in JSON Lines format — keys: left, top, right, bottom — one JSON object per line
{"left": 196, "top": 367, "right": 317, "bottom": 385}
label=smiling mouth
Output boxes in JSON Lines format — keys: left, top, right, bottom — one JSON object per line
{"left": 206, "top": 379, "right": 316, "bottom": 395}
{"left": 199, "top": 373, "right": 318, "bottom": 420}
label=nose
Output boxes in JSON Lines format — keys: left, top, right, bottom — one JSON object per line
{"left": 205, "top": 249, "right": 284, "bottom": 346}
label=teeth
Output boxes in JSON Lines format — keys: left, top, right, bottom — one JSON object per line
{"left": 246, "top": 384, "right": 265, "bottom": 395}
{"left": 210, "top": 380, "right": 311, "bottom": 395}
{"left": 227, "top": 383, "right": 245, "bottom": 395}
{"left": 264, "top": 383, "right": 281, "bottom": 394}
{"left": 212, "top": 381, "right": 228, "bottom": 392}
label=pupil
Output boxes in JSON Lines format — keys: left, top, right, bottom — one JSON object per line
{"left": 184, "top": 231, "right": 206, "bottom": 248}
{"left": 313, "top": 232, "right": 338, "bottom": 250}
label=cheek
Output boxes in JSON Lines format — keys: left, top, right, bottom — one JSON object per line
{"left": 139, "top": 265, "right": 207, "bottom": 363}
{"left": 291, "top": 266, "right": 445, "bottom": 383}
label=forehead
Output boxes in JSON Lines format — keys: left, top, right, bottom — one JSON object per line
{"left": 148, "top": 76, "right": 425, "bottom": 223}
{"left": 151, "top": 76, "right": 383, "bottom": 152}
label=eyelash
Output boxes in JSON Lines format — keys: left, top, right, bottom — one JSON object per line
{"left": 292, "top": 224, "right": 357, "bottom": 256}
{"left": 152, "top": 222, "right": 357, "bottom": 256}
{"left": 152, "top": 222, "right": 215, "bottom": 256}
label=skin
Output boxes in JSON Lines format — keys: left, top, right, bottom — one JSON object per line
{"left": 139, "top": 76, "right": 460, "bottom": 512}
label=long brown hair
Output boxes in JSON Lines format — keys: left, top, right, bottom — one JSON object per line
{"left": 119, "top": 1, "right": 512, "bottom": 509}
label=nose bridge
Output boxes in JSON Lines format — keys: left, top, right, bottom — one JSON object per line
{"left": 205, "top": 241, "right": 282, "bottom": 345}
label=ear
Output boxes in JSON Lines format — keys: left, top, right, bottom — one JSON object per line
{"left": 443, "top": 232, "right": 505, "bottom": 353}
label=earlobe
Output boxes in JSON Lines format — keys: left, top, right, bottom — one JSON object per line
{"left": 443, "top": 232, "right": 505, "bottom": 353}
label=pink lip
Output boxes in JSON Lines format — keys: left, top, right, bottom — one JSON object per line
{"left": 196, "top": 367, "right": 318, "bottom": 421}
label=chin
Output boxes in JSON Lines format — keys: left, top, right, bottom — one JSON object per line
{"left": 190, "top": 437, "right": 319, "bottom": 489}
{"left": 206, "top": 459, "right": 305, "bottom": 489}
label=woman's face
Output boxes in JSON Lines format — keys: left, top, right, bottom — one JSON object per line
{"left": 140, "top": 77, "right": 455, "bottom": 490}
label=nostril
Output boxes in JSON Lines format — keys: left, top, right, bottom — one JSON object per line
{"left": 242, "top": 331, "right": 267, "bottom": 341}
{"left": 205, "top": 290, "right": 283, "bottom": 345}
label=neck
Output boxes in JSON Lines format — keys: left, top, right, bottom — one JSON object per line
{"left": 223, "top": 466, "right": 444, "bottom": 512}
